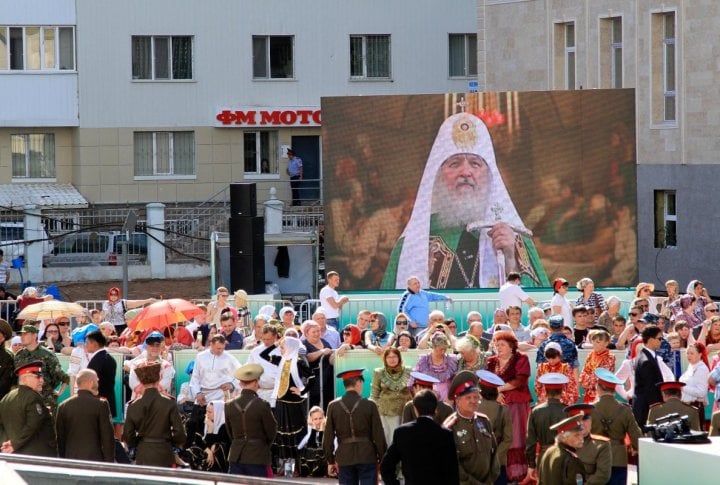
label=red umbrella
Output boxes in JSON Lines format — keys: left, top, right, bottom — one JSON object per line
{"left": 128, "top": 299, "right": 204, "bottom": 332}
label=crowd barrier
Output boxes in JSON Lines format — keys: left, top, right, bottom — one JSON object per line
{"left": 43, "top": 345, "right": 720, "bottom": 422}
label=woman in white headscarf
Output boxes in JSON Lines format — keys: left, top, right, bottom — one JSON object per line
{"left": 265, "top": 336, "right": 311, "bottom": 475}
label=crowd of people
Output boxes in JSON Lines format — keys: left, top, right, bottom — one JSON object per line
{"left": 1, "top": 271, "right": 720, "bottom": 485}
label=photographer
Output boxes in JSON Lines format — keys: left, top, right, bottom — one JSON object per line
{"left": 417, "top": 316, "right": 457, "bottom": 351}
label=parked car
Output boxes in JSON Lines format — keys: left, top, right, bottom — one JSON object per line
{"left": 44, "top": 231, "right": 148, "bottom": 267}
{"left": 0, "top": 222, "right": 55, "bottom": 262}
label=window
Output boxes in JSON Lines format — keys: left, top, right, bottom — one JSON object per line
{"left": 448, "top": 34, "right": 477, "bottom": 78}
{"left": 600, "top": 17, "right": 623, "bottom": 88}
{"left": 11, "top": 134, "right": 55, "bottom": 179}
{"left": 350, "top": 34, "right": 391, "bottom": 79}
{"left": 134, "top": 131, "right": 195, "bottom": 176}
{"left": 652, "top": 12, "right": 676, "bottom": 123}
{"left": 662, "top": 14, "right": 676, "bottom": 121}
{"left": 243, "top": 131, "right": 278, "bottom": 175}
{"left": 252, "top": 36, "right": 294, "bottom": 79}
{"left": 553, "top": 22, "right": 575, "bottom": 89}
{"left": 0, "top": 26, "right": 74, "bottom": 71}
{"left": 654, "top": 190, "right": 676, "bottom": 248}
{"left": 131, "top": 36, "right": 193, "bottom": 80}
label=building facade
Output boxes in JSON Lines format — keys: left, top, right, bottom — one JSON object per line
{"left": 479, "top": 0, "right": 720, "bottom": 290}
{"left": 1, "top": 0, "right": 479, "bottom": 207}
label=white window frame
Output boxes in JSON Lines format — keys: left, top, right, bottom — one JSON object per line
{"left": 448, "top": 33, "right": 478, "bottom": 79}
{"left": 564, "top": 23, "right": 576, "bottom": 90}
{"left": 10, "top": 133, "right": 56, "bottom": 180}
{"left": 0, "top": 25, "right": 75, "bottom": 71}
{"left": 252, "top": 35, "right": 295, "bottom": 80}
{"left": 610, "top": 17, "right": 622, "bottom": 88}
{"left": 131, "top": 35, "right": 194, "bottom": 81}
{"left": 133, "top": 131, "right": 196, "bottom": 180}
{"left": 243, "top": 131, "right": 280, "bottom": 179}
{"left": 662, "top": 13, "right": 676, "bottom": 122}
{"left": 655, "top": 190, "right": 677, "bottom": 248}
{"left": 349, "top": 34, "right": 392, "bottom": 80}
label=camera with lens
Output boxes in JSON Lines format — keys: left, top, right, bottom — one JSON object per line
{"left": 643, "top": 412, "right": 710, "bottom": 444}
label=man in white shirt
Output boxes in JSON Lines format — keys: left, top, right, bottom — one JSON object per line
{"left": 498, "top": 272, "right": 535, "bottom": 310}
{"left": 319, "top": 271, "right": 349, "bottom": 330}
{"left": 126, "top": 331, "right": 176, "bottom": 400}
{"left": 189, "top": 334, "right": 240, "bottom": 405}
{"left": 245, "top": 324, "right": 280, "bottom": 402}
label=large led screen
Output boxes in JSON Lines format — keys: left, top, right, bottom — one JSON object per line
{"left": 321, "top": 91, "right": 637, "bottom": 290}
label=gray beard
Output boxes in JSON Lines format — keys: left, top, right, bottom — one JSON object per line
{"left": 432, "top": 179, "right": 488, "bottom": 229}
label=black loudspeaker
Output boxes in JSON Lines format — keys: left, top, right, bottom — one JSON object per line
{"left": 231, "top": 254, "right": 265, "bottom": 294}
{"left": 230, "top": 183, "right": 257, "bottom": 217}
{"left": 229, "top": 216, "right": 264, "bottom": 256}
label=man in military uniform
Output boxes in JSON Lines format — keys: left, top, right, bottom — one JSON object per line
{"left": 123, "top": 362, "right": 186, "bottom": 467}
{"left": 591, "top": 369, "right": 642, "bottom": 485}
{"left": 55, "top": 368, "right": 115, "bottom": 462}
{"left": 323, "top": 369, "right": 386, "bottom": 485}
{"left": 565, "top": 404, "right": 612, "bottom": 485}
{"left": 0, "top": 319, "right": 16, "bottom": 400}
{"left": 14, "top": 324, "right": 69, "bottom": 415}
{"left": 647, "top": 381, "right": 701, "bottom": 431}
{"left": 225, "top": 363, "right": 277, "bottom": 477}
{"left": 401, "top": 371, "right": 454, "bottom": 424}
{"left": 476, "top": 369, "right": 513, "bottom": 484}
{"left": 0, "top": 360, "right": 57, "bottom": 457}
{"left": 444, "top": 370, "right": 499, "bottom": 484}
{"left": 538, "top": 415, "right": 587, "bottom": 485}
{"left": 525, "top": 373, "right": 569, "bottom": 482}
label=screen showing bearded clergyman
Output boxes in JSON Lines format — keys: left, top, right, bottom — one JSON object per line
{"left": 321, "top": 90, "right": 637, "bottom": 290}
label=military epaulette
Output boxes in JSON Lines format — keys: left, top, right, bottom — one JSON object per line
{"left": 474, "top": 411, "right": 490, "bottom": 420}
{"left": 648, "top": 402, "right": 662, "bottom": 409}
{"left": 591, "top": 434, "right": 610, "bottom": 442}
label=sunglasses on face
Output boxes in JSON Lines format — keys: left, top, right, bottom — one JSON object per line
{"left": 396, "top": 321, "right": 408, "bottom": 325}
{"left": 58, "top": 322, "right": 70, "bottom": 326}
{"left": 629, "top": 313, "right": 638, "bottom": 317}
{"left": 707, "top": 309, "right": 719, "bottom": 313}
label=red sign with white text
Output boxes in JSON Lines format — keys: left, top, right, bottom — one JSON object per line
{"left": 215, "top": 108, "right": 321, "bottom": 127}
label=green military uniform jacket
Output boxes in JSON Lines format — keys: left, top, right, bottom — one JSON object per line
{"left": 647, "top": 397, "right": 701, "bottom": 431}
{"left": 577, "top": 434, "right": 612, "bottom": 484}
{"left": 323, "top": 390, "right": 387, "bottom": 467}
{"left": 0, "top": 384, "right": 57, "bottom": 457}
{"left": 402, "top": 397, "right": 454, "bottom": 425}
{"left": 448, "top": 411, "right": 500, "bottom": 485}
{"left": 225, "top": 389, "right": 277, "bottom": 465}
{"left": 123, "top": 387, "right": 186, "bottom": 467}
{"left": 477, "top": 399, "right": 513, "bottom": 466}
{"left": 590, "top": 394, "right": 641, "bottom": 467}
{"left": 526, "top": 398, "right": 567, "bottom": 468}
{"left": 14, "top": 345, "right": 69, "bottom": 413}
{"left": 538, "top": 443, "right": 586, "bottom": 485}
{"left": 710, "top": 410, "right": 720, "bottom": 436}
{"left": 55, "top": 389, "right": 115, "bottom": 462}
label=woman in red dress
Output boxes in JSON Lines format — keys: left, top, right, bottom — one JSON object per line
{"left": 486, "top": 330, "right": 532, "bottom": 482}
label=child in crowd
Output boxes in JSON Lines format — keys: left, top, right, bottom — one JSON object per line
{"left": 667, "top": 332, "right": 682, "bottom": 350}
{"left": 298, "top": 406, "right": 327, "bottom": 477}
{"left": 579, "top": 329, "right": 616, "bottom": 403}
{"left": 534, "top": 343, "right": 579, "bottom": 405}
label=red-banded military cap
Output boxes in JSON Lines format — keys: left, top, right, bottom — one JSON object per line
{"left": 337, "top": 369, "right": 365, "bottom": 380}
{"left": 450, "top": 370, "right": 479, "bottom": 399}
{"left": 656, "top": 381, "right": 685, "bottom": 392}
{"left": 550, "top": 415, "right": 585, "bottom": 433}
{"left": 564, "top": 403, "right": 595, "bottom": 420}
{"left": 410, "top": 371, "right": 440, "bottom": 388}
{"left": 16, "top": 360, "right": 43, "bottom": 377}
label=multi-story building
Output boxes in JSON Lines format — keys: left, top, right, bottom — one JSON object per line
{"left": 2, "top": 0, "right": 478, "bottom": 206}
{"left": 478, "top": 0, "right": 719, "bottom": 290}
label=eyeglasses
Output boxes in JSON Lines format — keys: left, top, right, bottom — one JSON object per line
{"left": 395, "top": 321, "right": 408, "bottom": 325}
{"left": 629, "top": 313, "right": 638, "bottom": 317}
{"left": 46, "top": 330, "right": 59, "bottom": 334}
{"left": 468, "top": 319, "right": 482, "bottom": 323}
{"left": 707, "top": 309, "right": 719, "bottom": 313}
{"left": 218, "top": 293, "right": 228, "bottom": 297}
{"left": 58, "top": 321, "right": 70, "bottom": 326}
